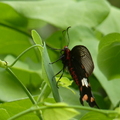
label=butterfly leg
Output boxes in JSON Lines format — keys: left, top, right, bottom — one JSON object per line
{"left": 51, "top": 65, "right": 66, "bottom": 88}
{"left": 49, "top": 55, "right": 64, "bottom": 64}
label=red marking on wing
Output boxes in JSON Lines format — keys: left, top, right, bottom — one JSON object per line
{"left": 82, "top": 94, "right": 88, "bottom": 101}
{"left": 79, "top": 84, "right": 99, "bottom": 108}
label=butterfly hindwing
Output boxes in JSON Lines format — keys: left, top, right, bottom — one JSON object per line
{"left": 69, "top": 45, "right": 99, "bottom": 108}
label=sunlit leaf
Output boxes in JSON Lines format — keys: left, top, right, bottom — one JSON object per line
{"left": 0, "top": 98, "right": 39, "bottom": 120}
{"left": 0, "top": 109, "right": 10, "bottom": 120}
{"left": 5, "top": 0, "right": 110, "bottom": 28}
{"left": 42, "top": 103, "right": 79, "bottom": 120}
{"left": 97, "top": 7, "right": 120, "bottom": 34}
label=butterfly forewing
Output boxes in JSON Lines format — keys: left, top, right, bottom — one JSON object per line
{"left": 71, "top": 45, "right": 94, "bottom": 76}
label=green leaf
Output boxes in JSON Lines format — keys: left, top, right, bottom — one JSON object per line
{"left": 32, "top": 30, "right": 43, "bottom": 45}
{"left": 42, "top": 44, "right": 61, "bottom": 102}
{"left": 0, "top": 69, "right": 27, "bottom": 102}
{"left": 0, "top": 2, "right": 45, "bottom": 28}
{"left": 0, "top": 98, "right": 39, "bottom": 120}
{"left": 0, "top": 3, "right": 31, "bottom": 56}
{"left": 57, "top": 77, "right": 73, "bottom": 87}
{"left": 96, "top": 33, "right": 120, "bottom": 107}
{"left": 31, "top": 30, "right": 61, "bottom": 102}
{"left": 42, "top": 103, "right": 79, "bottom": 120}
{"left": 115, "top": 107, "right": 120, "bottom": 119}
{"left": 97, "top": 33, "right": 120, "bottom": 80}
{"left": 97, "top": 7, "right": 120, "bottom": 34}
{"left": 0, "top": 25, "right": 31, "bottom": 56}
{"left": 0, "top": 109, "right": 10, "bottom": 120}
{"left": 0, "top": 55, "right": 42, "bottom": 102}
{"left": 81, "top": 112, "right": 112, "bottom": 120}
{"left": 5, "top": 55, "right": 42, "bottom": 91}
{"left": 0, "top": 2, "right": 40, "bottom": 62}
{"left": 56, "top": 77, "right": 75, "bottom": 94}
{"left": 5, "top": 0, "right": 110, "bottom": 28}
{"left": 0, "top": 2, "right": 28, "bottom": 29}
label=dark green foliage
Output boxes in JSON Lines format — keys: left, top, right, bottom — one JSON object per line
{"left": 0, "top": 0, "right": 120, "bottom": 120}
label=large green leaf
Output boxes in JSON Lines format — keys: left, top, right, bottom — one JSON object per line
{"left": 0, "top": 2, "right": 30, "bottom": 55}
{"left": 4, "top": 0, "right": 110, "bottom": 28}
{"left": 0, "top": 0, "right": 119, "bottom": 115}
{"left": 97, "top": 33, "right": 120, "bottom": 80}
{"left": 0, "top": 55, "right": 42, "bottom": 102}
{"left": 0, "top": 2, "right": 45, "bottom": 28}
{"left": 0, "top": 98, "right": 40, "bottom": 120}
{"left": 0, "top": 25, "right": 31, "bottom": 56}
{"left": 0, "top": 98, "right": 79, "bottom": 120}
{"left": 0, "top": 109, "right": 10, "bottom": 120}
{"left": 0, "top": 0, "right": 110, "bottom": 65}
{"left": 96, "top": 33, "right": 120, "bottom": 106}
{"left": 0, "top": 2, "right": 27, "bottom": 30}
{"left": 97, "top": 6, "right": 120, "bottom": 34}
{"left": 0, "top": 2, "right": 41, "bottom": 62}
{"left": 1, "top": 97, "right": 119, "bottom": 120}
{"left": 0, "top": 68, "right": 27, "bottom": 102}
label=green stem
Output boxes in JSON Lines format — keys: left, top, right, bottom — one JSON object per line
{"left": 9, "top": 44, "right": 42, "bottom": 67}
{"left": 8, "top": 109, "right": 32, "bottom": 120}
{"left": 6, "top": 68, "right": 37, "bottom": 105}
{"left": 6, "top": 68, "right": 44, "bottom": 120}
{"left": 8, "top": 104, "right": 118, "bottom": 120}
{"left": 8, "top": 106, "right": 44, "bottom": 120}
{"left": 37, "top": 82, "right": 51, "bottom": 103}
{"left": 68, "top": 105, "right": 118, "bottom": 116}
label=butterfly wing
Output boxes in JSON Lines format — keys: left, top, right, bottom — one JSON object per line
{"left": 71, "top": 45, "right": 94, "bottom": 76}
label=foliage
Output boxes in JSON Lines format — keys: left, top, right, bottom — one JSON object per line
{"left": 0, "top": 0, "right": 120, "bottom": 120}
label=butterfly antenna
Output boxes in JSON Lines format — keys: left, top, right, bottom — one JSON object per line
{"left": 46, "top": 27, "right": 71, "bottom": 50}
{"left": 66, "top": 26, "right": 71, "bottom": 46}
{"left": 62, "top": 26, "right": 71, "bottom": 47}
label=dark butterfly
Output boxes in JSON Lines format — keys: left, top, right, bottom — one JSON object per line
{"left": 49, "top": 27, "right": 99, "bottom": 108}
{"left": 60, "top": 45, "right": 99, "bottom": 108}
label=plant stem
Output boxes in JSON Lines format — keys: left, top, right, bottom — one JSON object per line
{"left": 37, "top": 83, "right": 48, "bottom": 103}
{"left": 7, "top": 68, "right": 43, "bottom": 120}
{"left": 8, "top": 104, "right": 118, "bottom": 120}
{"left": 8, "top": 109, "right": 32, "bottom": 120}
{"left": 68, "top": 105, "right": 118, "bottom": 116}
{"left": 9, "top": 44, "right": 42, "bottom": 67}
{"left": 6, "top": 44, "right": 45, "bottom": 119}
{"left": 6, "top": 68, "right": 37, "bottom": 105}
{"left": 8, "top": 105, "right": 54, "bottom": 120}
